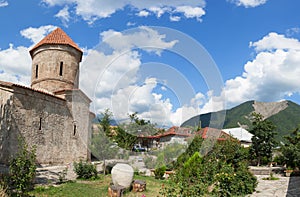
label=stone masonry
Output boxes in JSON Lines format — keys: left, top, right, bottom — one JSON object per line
{"left": 0, "top": 27, "right": 93, "bottom": 165}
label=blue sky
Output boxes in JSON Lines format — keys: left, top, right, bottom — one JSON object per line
{"left": 1, "top": 0, "right": 300, "bottom": 126}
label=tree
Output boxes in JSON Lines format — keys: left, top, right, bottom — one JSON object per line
{"left": 99, "top": 108, "right": 113, "bottom": 136}
{"left": 113, "top": 127, "right": 137, "bottom": 150}
{"left": 91, "top": 109, "right": 118, "bottom": 174}
{"left": 281, "top": 127, "right": 300, "bottom": 169}
{"left": 249, "top": 112, "right": 277, "bottom": 166}
{"left": 90, "top": 128, "right": 118, "bottom": 175}
{"left": 123, "top": 113, "right": 158, "bottom": 136}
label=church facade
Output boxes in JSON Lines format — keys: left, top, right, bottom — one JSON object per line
{"left": 0, "top": 28, "right": 94, "bottom": 164}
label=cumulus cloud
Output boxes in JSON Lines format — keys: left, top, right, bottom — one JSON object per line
{"left": 219, "top": 33, "right": 300, "bottom": 108}
{"left": 55, "top": 6, "right": 70, "bottom": 27}
{"left": 0, "top": 44, "right": 31, "bottom": 85}
{"left": 20, "top": 25, "right": 57, "bottom": 45}
{"left": 250, "top": 32, "right": 300, "bottom": 51}
{"left": 80, "top": 27, "right": 181, "bottom": 125}
{"left": 228, "top": 0, "right": 267, "bottom": 8}
{"left": 89, "top": 31, "right": 300, "bottom": 126}
{"left": 99, "top": 27, "right": 178, "bottom": 55}
{"left": 0, "top": 0, "right": 8, "bottom": 7}
{"left": 175, "top": 6, "right": 205, "bottom": 21}
{"left": 41, "top": 0, "right": 206, "bottom": 23}
{"left": 137, "top": 10, "right": 150, "bottom": 17}
{"left": 170, "top": 15, "right": 181, "bottom": 22}
{"left": 0, "top": 25, "right": 58, "bottom": 86}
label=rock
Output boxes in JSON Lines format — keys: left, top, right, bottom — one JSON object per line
{"left": 111, "top": 163, "right": 134, "bottom": 188}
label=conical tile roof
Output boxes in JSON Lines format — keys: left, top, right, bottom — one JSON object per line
{"left": 29, "top": 27, "right": 82, "bottom": 56}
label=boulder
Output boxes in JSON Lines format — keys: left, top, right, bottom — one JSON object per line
{"left": 111, "top": 163, "right": 134, "bottom": 188}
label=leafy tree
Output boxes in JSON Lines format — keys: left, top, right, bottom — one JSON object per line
{"left": 175, "top": 135, "right": 204, "bottom": 168}
{"left": 122, "top": 112, "right": 158, "bottom": 136}
{"left": 113, "top": 127, "right": 137, "bottom": 150}
{"left": 281, "top": 127, "right": 300, "bottom": 169}
{"left": 128, "top": 112, "right": 150, "bottom": 125}
{"left": 8, "top": 137, "right": 36, "bottom": 196}
{"left": 90, "top": 127, "right": 118, "bottom": 175}
{"left": 91, "top": 109, "right": 119, "bottom": 174}
{"left": 99, "top": 108, "right": 113, "bottom": 136}
{"left": 249, "top": 112, "right": 277, "bottom": 166}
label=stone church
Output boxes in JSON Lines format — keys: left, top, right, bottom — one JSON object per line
{"left": 0, "top": 28, "right": 94, "bottom": 165}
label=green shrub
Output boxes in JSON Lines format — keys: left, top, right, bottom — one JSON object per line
{"left": 160, "top": 139, "right": 257, "bottom": 196}
{"left": 73, "top": 160, "right": 98, "bottom": 180}
{"left": 8, "top": 137, "right": 36, "bottom": 196}
{"left": 154, "top": 165, "right": 166, "bottom": 179}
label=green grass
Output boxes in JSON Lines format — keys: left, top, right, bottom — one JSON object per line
{"left": 262, "top": 173, "right": 280, "bottom": 181}
{"left": 30, "top": 175, "right": 165, "bottom": 197}
{"left": 262, "top": 177, "right": 280, "bottom": 180}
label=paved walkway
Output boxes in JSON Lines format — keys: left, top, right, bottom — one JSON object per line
{"left": 250, "top": 175, "right": 300, "bottom": 197}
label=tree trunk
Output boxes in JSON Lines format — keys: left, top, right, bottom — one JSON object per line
{"left": 103, "top": 159, "right": 106, "bottom": 175}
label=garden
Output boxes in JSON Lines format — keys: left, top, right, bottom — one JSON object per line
{"left": 1, "top": 111, "right": 300, "bottom": 196}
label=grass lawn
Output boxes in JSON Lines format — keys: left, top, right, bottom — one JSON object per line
{"left": 30, "top": 175, "right": 166, "bottom": 197}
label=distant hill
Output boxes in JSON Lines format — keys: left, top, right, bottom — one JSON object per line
{"left": 181, "top": 100, "right": 300, "bottom": 142}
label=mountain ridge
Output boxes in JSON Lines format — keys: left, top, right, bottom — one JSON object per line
{"left": 181, "top": 100, "right": 300, "bottom": 142}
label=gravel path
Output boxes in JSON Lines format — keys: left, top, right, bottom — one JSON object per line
{"left": 250, "top": 175, "right": 300, "bottom": 197}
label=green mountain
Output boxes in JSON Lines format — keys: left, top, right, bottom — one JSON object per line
{"left": 181, "top": 100, "right": 300, "bottom": 142}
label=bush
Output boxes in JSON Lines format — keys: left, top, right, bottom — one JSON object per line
{"left": 154, "top": 165, "right": 166, "bottom": 179}
{"left": 8, "top": 137, "right": 36, "bottom": 196}
{"left": 160, "top": 139, "right": 257, "bottom": 196}
{"left": 73, "top": 160, "right": 98, "bottom": 180}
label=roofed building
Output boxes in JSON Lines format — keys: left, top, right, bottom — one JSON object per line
{"left": 0, "top": 28, "right": 94, "bottom": 165}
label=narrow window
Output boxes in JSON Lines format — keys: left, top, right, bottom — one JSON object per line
{"left": 73, "top": 124, "right": 77, "bottom": 136}
{"left": 35, "top": 65, "right": 38, "bottom": 78}
{"left": 59, "top": 62, "right": 63, "bottom": 76}
{"left": 39, "top": 117, "right": 42, "bottom": 130}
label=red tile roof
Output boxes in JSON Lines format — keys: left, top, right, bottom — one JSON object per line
{"left": 196, "top": 127, "right": 230, "bottom": 140}
{"left": 29, "top": 27, "right": 82, "bottom": 56}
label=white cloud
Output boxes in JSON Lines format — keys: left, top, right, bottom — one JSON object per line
{"left": 137, "top": 10, "right": 150, "bottom": 17}
{"left": 80, "top": 27, "right": 206, "bottom": 126}
{"left": 0, "top": 0, "right": 8, "bottom": 7}
{"left": 228, "top": 0, "right": 267, "bottom": 8}
{"left": 55, "top": 6, "right": 70, "bottom": 27}
{"left": 0, "top": 25, "right": 58, "bottom": 86}
{"left": 20, "top": 25, "right": 57, "bottom": 45}
{"left": 170, "top": 15, "right": 181, "bottom": 22}
{"left": 99, "top": 26, "right": 178, "bottom": 55}
{"left": 250, "top": 32, "right": 300, "bottom": 52}
{"left": 0, "top": 44, "right": 31, "bottom": 85}
{"left": 126, "top": 22, "right": 136, "bottom": 27}
{"left": 218, "top": 33, "right": 300, "bottom": 108}
{"left": 175, "top": 6, "right": 205, "bottom": 21}
{"left": 41, "top": 0, "right": 206, "bottom": 23}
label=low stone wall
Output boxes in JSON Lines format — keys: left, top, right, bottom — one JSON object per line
{"left": 249, "top": 166, "right": 284, "bottom": 175}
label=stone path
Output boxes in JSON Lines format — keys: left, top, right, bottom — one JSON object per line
{"left": 250, "top": 175, "right": 300, "bottom": 197}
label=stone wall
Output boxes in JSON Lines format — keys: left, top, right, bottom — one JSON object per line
{"left": 0, "top": 85, "right": 91, "bottom": 165}
{"left": 0, "top": 85, "right": 14, "bottom": 162}
{"left": 31, "top": 45, "right": 81, "bottom": 93}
